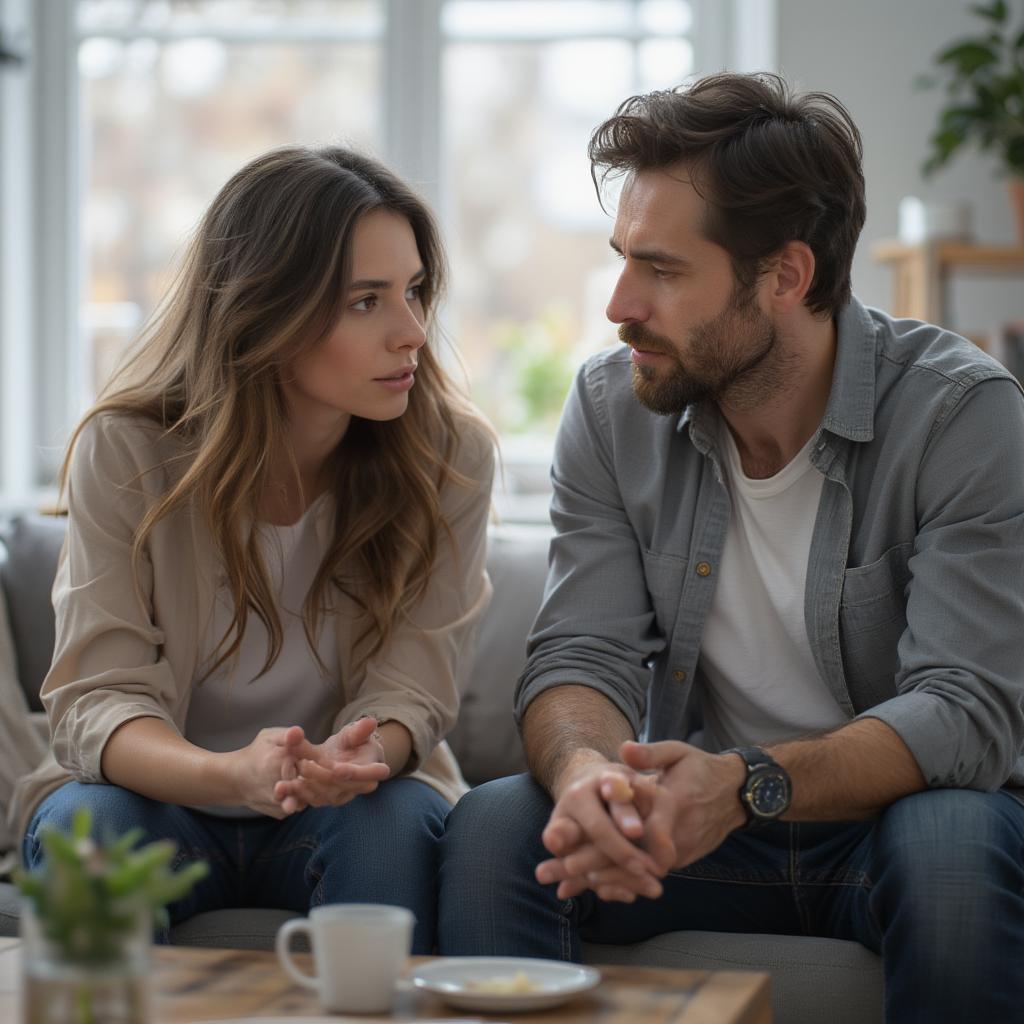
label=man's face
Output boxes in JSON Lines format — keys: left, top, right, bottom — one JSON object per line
{"left": 607, "top": 166, "right": 785, "bottom": 416}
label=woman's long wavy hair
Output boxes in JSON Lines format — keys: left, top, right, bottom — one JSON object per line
{"left": 62, "top": 145, "right": 487, "bottom": 679}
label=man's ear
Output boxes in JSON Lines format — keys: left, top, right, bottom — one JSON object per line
{"left": 767, "top": 241, "right": 816, "bottom": 313}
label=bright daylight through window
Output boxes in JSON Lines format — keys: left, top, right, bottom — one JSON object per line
{"left": 77, "top": 0, "right": 693, "bottom": 445}
{"left": 1, "top": 0, "right": 773, "bottom": 513}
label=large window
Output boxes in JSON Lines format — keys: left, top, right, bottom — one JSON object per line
{"left": 0, "top": 0, "right": 775, "bottom": 511}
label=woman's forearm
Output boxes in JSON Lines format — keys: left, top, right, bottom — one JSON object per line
{"left": 100, "top": 716, "right": 240, "bottom": 806}
{"left": 377, "top": 720, "right": 413, "bottom": 776}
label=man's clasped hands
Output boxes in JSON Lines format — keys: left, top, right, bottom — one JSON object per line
{"left": 536, "top": 741, "right": 749, "bottom": 904}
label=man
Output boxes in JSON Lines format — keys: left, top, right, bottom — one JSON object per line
{"left": 439, "top": 73, "right": 1024, "bottom": 1022}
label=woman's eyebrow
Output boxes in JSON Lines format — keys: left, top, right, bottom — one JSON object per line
{"left": 348, "top": 267, "right": 426, "bottom": 291}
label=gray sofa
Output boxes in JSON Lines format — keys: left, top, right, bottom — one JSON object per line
{"left": 0, "top": 514, "right": 883, "bottom": 1023}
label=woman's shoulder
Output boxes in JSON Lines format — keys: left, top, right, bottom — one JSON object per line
{"left": 445, "top": 408, "right": 496, "bottom": 482}
{"left": 71, "top": 411, "right": 183, "bottom": 484}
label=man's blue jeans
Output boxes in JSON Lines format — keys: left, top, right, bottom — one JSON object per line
{"left": 439, "top": 774, "right": 1024, "bottom": 1023}
{"left": 24, "top": 778, "right": 449, "bottom": 953}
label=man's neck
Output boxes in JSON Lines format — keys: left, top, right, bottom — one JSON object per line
{"left": 719, "top": 314, "right": 837, "bottom": 479}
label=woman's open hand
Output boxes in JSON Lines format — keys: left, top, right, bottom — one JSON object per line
{"left": 273, "top": 717, "right": 391, "bottom": 813}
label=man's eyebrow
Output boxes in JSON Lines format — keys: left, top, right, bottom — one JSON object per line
{"left": 348, "top": 268, "right": 426, "bottom": 291}
{"left": 608, "top": 238, "right": 691, "bottom": 267}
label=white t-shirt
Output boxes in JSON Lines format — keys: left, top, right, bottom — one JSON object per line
{"left": 698, "top": 424, "right": 848, "bottom": 751}
{"left": 185, "top": 494, "right": 340, "bottom": 816}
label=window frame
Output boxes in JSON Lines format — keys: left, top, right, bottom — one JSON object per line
{"left": 0, "top": 0, "right": 775, "bottom": 511}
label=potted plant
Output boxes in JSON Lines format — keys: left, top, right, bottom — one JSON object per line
{"left": 919, "top": 0, "right": 1024, "bottom": 241}
{"left": 14, "top": 807, "right": 208, "bottom": 1024}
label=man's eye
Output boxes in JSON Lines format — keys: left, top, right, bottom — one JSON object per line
{"left": 652, "top": 267, "right": 675, "bottom": 279}
{"left": 351, "top": 295, "right": 377, "bottom": 311}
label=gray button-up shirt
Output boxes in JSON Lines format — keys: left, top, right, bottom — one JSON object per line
{"left": 516, "top": 297, "right": 1024, "bottom": 792}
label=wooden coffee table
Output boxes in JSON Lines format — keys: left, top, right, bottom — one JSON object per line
{"left": 0, "top": 937, "right": 770, "bottom": 1022}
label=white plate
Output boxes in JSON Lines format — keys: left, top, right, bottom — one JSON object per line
{"left": 411, "top": 956, "right": 601, "bottom": 1013}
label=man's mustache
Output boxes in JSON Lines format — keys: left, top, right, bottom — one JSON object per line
{"left": 618, "top": 322, "right": 676, "bottom": 357}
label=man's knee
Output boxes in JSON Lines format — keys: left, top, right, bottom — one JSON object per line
{"left": 443, "top": 773, "right": 552, "bottom": 867}
{"left": 872, "top": 789, "right": 1024, "bottom": 931}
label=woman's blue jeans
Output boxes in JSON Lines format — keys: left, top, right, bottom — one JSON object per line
{"left": 439, "top": 774, "right": 1024, "bottom": 1024}
{"left": 24, "top": 778, "right": 449, "bottom": 954}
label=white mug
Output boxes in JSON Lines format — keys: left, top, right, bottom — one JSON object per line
{"left": 275, "top": 903, "right": 415, "bottom": 1013}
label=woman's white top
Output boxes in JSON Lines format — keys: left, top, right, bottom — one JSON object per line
{"left": 698, "top": 423, "right": 848, "bottom": 751}
{"left": 185, "top": 494, "right": 339, "bottom": 816}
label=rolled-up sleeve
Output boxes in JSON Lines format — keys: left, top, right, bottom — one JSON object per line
{"left": 860, "top": 376, "right": 1024, "bottom": 790}
{"left": 332, "top": 423, "right": 495, "bottom": 771}
{"left": 44, "top": 416, "right": 179, "bottom": 782}
{"left": 514, "top": 365, "right": 665, "bottom": 734}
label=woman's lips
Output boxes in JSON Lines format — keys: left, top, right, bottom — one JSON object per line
{"left": 375, "top": 369, "right": 415, "bottom": 391}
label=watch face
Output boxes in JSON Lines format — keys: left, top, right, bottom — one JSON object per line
{"left": 748, "top": 767, "right": 791, "bottom": 819}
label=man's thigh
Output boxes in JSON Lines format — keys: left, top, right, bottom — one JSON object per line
{"left": 579, "top": 821, "right": 809, "bottom": 945}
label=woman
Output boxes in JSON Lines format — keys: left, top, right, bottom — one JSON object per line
{"left": 13, "top": 146, "right": 494, "bottom": 953}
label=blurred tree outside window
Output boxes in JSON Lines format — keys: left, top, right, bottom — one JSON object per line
{"left": 76, "top": 0, "right": 694, "bottom": 442}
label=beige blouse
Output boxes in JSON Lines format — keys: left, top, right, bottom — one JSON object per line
{"left": 10, "top": 412, "right": 494, "bottom": 838}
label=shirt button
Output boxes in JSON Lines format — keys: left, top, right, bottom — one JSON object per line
{"left": 673, "top": 669, "right": 687, "bottom": 682}
{"left": 696, "top": 561, "right": 712, "bottom": 577}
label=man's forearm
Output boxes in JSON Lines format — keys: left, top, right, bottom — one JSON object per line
{"left": 768, "top": 717, "right": 926, "bottom": 820}
{"left": 521, "top": 684, "right": 635, "bottom": 798}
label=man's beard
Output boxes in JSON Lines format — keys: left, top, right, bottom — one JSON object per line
{"left": 622, "top": 288, "right": 783, "bottom": 417}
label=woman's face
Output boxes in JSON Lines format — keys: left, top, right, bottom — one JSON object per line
{"left": 283, "top": 209, "right": 428, "bottom": 435}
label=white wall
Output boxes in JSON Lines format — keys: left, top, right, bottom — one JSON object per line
{"left": 777, "top": 0, "right": 1023, "bottom": 335}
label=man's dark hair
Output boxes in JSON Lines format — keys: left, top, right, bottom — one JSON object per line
{"left": 589, "top": 72, "right": 866, "bottom": 318}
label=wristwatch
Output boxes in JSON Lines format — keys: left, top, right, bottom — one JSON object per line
{"left": 723, "top": 746, "right": 792, "bottom": 826}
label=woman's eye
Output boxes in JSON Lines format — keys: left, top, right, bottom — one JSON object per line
{"left": 351, "top": 295, "right": 377, "bottom": 312}
{"left": 405, "top": 284, "right": 422, "bottom": 302}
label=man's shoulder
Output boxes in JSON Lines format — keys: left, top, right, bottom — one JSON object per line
{"left": 868, "top": 305, "right": 1017, "bottom": 391}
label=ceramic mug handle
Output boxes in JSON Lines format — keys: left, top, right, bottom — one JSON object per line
{"left": 275, "top": 919, "right": 318, "bottom": 990}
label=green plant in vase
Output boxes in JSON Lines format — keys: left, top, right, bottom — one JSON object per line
{"left": 14, "top": 806, "right": 208, "bottom": 1024}
{"left": 919, "top": 0, "right": 1024, "bottom": 239}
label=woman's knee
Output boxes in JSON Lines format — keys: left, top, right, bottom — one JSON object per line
{"left": 23, "top": 782, "right": 162, "bottom": 866}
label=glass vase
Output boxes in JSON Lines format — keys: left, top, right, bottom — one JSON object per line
{"left": 20, "top": 899, "right": 152, "bottom": 1024}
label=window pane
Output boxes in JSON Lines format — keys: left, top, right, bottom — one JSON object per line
{"left": 444, "top": 30, "right": 690, "bottom": 436}
{"left": 78, "top": 0, "right": 382, "bottom": 36}
{"left": 79, "top": 31, "right": 381, "bottom": 398}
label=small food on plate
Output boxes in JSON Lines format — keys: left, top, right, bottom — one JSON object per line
{"left": 466, "top": 970, "right": 540, "bottom": 994}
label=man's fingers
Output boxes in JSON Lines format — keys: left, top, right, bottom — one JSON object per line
{"left": 620, "top": 739, "right": 688, "bottom": 771}
{"left": 607, "top": 798, "right": 644, "bottom": 839}
{"left": 599, "top": 772, "right": 635, "bottom": 803}
{"left": 643, "top": 783, "right": 680, "bottom": 872}
{"left": 571, "top": 796, "right": 660, "bottom": 875}
{"left": 586, "top": 865, "right": 663, "bottom": 900}
{"left": 542, "top": 816, "right": 584, "bottom": 856}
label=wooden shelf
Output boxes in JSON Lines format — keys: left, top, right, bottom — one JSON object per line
{"left": 872, "top": 239, "right": 1024, "bottom": 325}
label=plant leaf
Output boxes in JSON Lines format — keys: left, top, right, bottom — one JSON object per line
{"left": 936, "top": 40, "right": 1001, "bottom": 74}
{"left": 970, "top": 0, "right": 1008, "bottom": 23}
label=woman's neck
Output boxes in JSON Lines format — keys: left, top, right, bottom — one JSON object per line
{"left": 260, "top": 410, "right": 350, "bottom": 525}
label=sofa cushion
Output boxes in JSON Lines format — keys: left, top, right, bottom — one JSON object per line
{"left": 447, "top": 525, "right": 550, "bottom": 785}
{"left": 0, "top": 515, "right": 66, "bottom": 712}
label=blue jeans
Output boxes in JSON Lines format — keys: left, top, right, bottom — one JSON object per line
{"left": 438, "top": 774, "right": 1024, "bottom": 1024}
{"left": 24, "top": 778, "right": 448, "bottom": 954}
